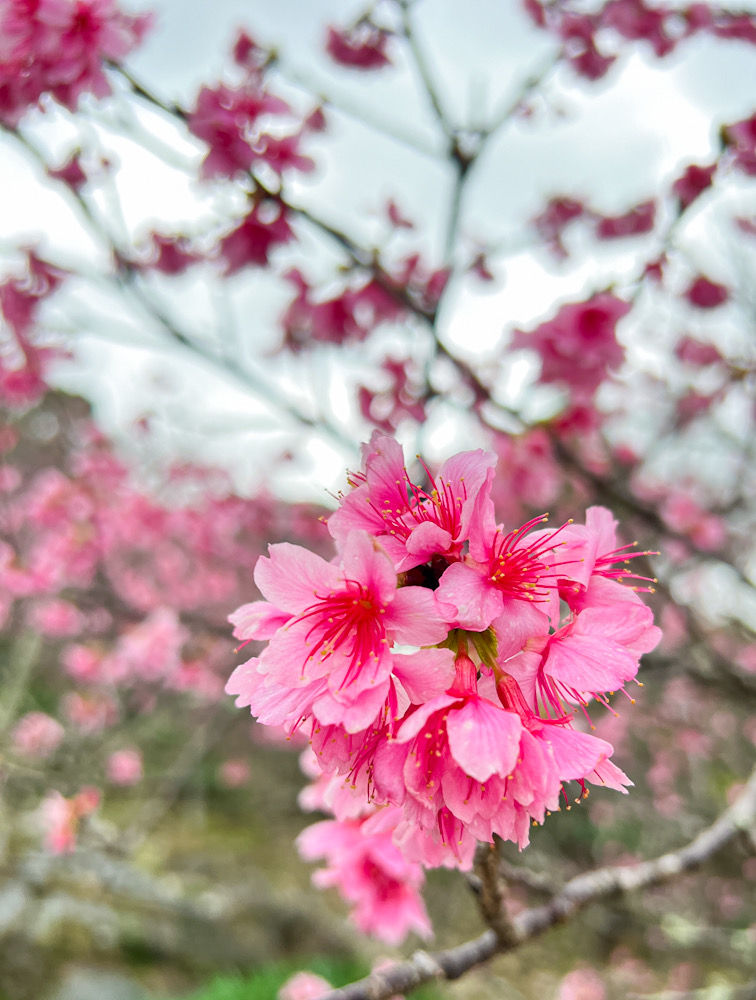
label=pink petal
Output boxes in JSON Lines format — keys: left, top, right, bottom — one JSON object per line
{"left": 541, "top": 725, "right": 613, "bottom": 780}
{"left": 385, "top": 587, "right": 453, "bottom": 645}
{"left": 492, "top": 600, "right": 550, "bottom": 660}
{"left": 327, "top": 481, "right": 388, "bottom": 543}
{"left": 405, "top": 520, "right": 453, "bottom": 560}
{"left": 436, "top": 561, "right": 503, "bottom": 630}
{"left": 437, "top": 448, "right": 497, "bottom": 496}
{"left": 392, "top": 647, "right": 455, "bottom": 703}
{"left": 228, "top": 600, "right": 291, "bottom": 640}
{"left": 586, "top": 505, "right": 619, "bottom": 553}
{"left": 446, "top": 697, "right": 522, "bottom": 782}
{"left": 394, "top": 695, "right": 457, "bottom": 743}
{"left": 545, "top": 633, "right": 639, "bottom": 692}
{"left": 340, "top": 530, "right": 396, "bottom": 601}
{"left": 587, "top": 757, "right": 633, "bottom": 792}
{"left": 225, "top": 656, "right": 262, "bottom": 707}
{"left": 313, "top": 678, "right": 389, "bottom": 733}
{"left": 255, "top": 543, "right": 339, "bottom": 613}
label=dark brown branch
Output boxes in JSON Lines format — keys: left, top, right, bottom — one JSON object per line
{"left": 472, "top": 841, "right": 518, "bottom": 948}
{"left": 318, "top": 763, "right": 756, "bottom": 1000}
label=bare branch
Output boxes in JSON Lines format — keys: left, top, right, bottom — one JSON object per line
{"left": 472, "top": 841, "right": 518, "bottom": 948}
{"left": 319, "top": 763, "right": 756, "bottom": 1000}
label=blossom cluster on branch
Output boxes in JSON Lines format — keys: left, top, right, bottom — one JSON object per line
{"left": 228, "top": 433, "right": 660, "bottom": 941}
{"left": 2, "top": 0, "right": 756, "bottom": 995}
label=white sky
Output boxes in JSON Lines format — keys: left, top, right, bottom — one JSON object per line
{"left": 4, "top": 0, "right": 756, "bottom": 500}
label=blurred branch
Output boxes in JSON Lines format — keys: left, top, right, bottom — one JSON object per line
{"left": 0, "top": 122, "right": 360, "bottom": 454}
{"left": 471, "top": 841, "right": 518, "bottom": 947}
{"left": 319, "top": 762, "right": 756, "bottom": 1000}
{"left": 549, "top": 433, "right": 756, "bottom": 601}
{"left": 117, "top": 703, "right": 231, "bottom": 853}
{"left": 0, "top": 632, "right": 42, "bottom": 738}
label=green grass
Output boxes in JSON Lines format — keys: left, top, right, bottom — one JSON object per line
{"left": 186, "top": 956, "right": 446, "bottom": 999}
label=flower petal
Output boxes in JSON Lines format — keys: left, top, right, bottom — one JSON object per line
{"left": 446, "top": 697, "right": 522, "bottom": 783}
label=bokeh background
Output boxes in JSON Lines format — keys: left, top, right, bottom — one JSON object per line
{"left": 3, "top": 1, "right": 756, "bottom": 998}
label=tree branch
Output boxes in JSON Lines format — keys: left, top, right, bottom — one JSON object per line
{"left": 318, "top": 763, "right": 756, "bottom": 1000}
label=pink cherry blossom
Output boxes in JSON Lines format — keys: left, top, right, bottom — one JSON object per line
{"left": 685, "top": 276, "right": 729, "bottom": 309}
{"left": 724, "top": 112, "right": 756, "bottom": 175}
{"left": 11, "top": 711, "right": 64, "bottom": 759}
{"left": 278, "top": 972, "right": 332, "bottom": 1000}
{"left": 227, "top": 436, "right": 660, "bottom": 875}
{"left": 329, "top": 432, "right": 496, "bottom": 572}
{"left": 594, "top": 200, "right": 656, "bottom": 240}
{"left": 218, "top": 758, "right": 251, "bottom": 788}
{"left": 672, "top": 163, "right": 716, "bottom": 210}
{"left": 188, "top": 84, "right": 289, "bottom": 180}
{"left": 219, "top": 203, "right": 295, "bottom": 274}
{"left": 436, "top": 514, "right": 570, "bottom": 631}
{"left": 0, "top": 0, "right": 152, "bottom": 126}
{"left": 532, "top": 196, "right": 584, "bottom": 258}
{"left": 40, "top": 786, "right": 100, "bottom": 854}
{"left": 106, "top": 748, "right": 143, "bottom": 786}
{"left": 48, "top": 151, "right": 88, "bottom": 190}
{"left": 326, "top": 24, "right": 392, "bottom": 70}
{"left": 227, "top": 530, "right": 452, "bottom": 733}
{"left": 297, "top": 806, "right": 431, "bottom": 944}
{"left": 511, "top": 294, "right": 630, "bottom": 398}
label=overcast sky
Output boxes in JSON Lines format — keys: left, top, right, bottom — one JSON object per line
{"left": 4, "top": 0, "right": 756, "bottom": 498}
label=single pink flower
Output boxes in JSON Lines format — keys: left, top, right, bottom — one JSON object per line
{"left": 436, "top": 513, "right": 574, "bottom": 630}
{"left": 227, "top": 531, "right": 452, "bottom": 733}
{"left": 278, "top": 971, "right": 332, "bottom": 1000}
{"left": 511, "top": 294, "right": 630, "bottom": 397}
{"left": 671, "top": 163, "right": 716, "bottom": 210}
{"left": 326, "top": 24, "right": 392, "bottom": 70}
{"left": 11, "top": 711, "right": 64, "bottom": 759}
{"left": 106, "top": 748, "right": 143, "bottom": 786}
{"left": 329, "top": 432, "right": 497, "bottom": 572}
{"left": 594, "top": 200, "right": 656, "bottom": 240}
{"left": 297, "top": 806, "right": 431, "bottom": 945}
{"left": 685, "top": 275, "right": 729, "bottom": 309}
{"left": 40, "top": 786, "right": 100, "bottom": 854}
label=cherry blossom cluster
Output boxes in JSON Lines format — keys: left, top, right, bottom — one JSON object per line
{"left": 0, "top": 394, "right": 330, "bottom": 852}
{"left": 511, "top": 292, "right": 630, "bottom": 431}
{"left": 0, "top": 250, "right": 68, "bottom": 409}
{"left": 525, "top": 0, "right": 756, "bottom": 81}
{"left": 0, "top": 0, "right": 152, "bottom": 126}
{"left": 228, "top": 433, "right": 660, "bottom": 940}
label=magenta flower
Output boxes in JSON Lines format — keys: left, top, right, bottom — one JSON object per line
{"left": 297, "top": 806, "right": 431, "bottom": 945}
{"left": 0, "top": 0, "right": 152, "bottom": 126}
{"left": 226, "top": 530, "right": 451, "bottom": 733}
{"left": 672, "top": 163, "right": 716, "bottom": 210}
{"left": 685, "top": 275, "right": 729, "bottom": 309}
{"left": 188, "top": 84, "right": 289, "bottom": 180}
{"left": 278, "top": 971, "right": 333, "bottom": 1000}
{"left": 511, "top": 294, "right": 630, "bottom": 397}
{"left": 436, "top": 513, "right": 573, "bottom": 630}
{"left": 326, "top": 24, "right": 392, "bottom": 70}
{"left": 329, "top": 432, "right": 497, "bottom": 572}
{"left": 11, "top": 711, "right": 64, "bottom": 759}
{"left": 227, "top": 436, "right": 661, "bottom": 878}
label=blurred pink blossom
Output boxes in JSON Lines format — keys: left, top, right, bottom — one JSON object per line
{"left": 555, "top": 967, "right": 606, "bottom": 1000}
{"left": 106, "top": 748, "right": 143, "bottom": 786}
{"left": 40, "top": 787, "right": 100, "bottom": 854}
{"left": 11, "top": 711, "right": 64, "bottom": 758}
{"left": 278, "top": 971, "right": 332, "bottom": 1000}
{"left": 217, "top": 758, "right": 251, "bottom": 788}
